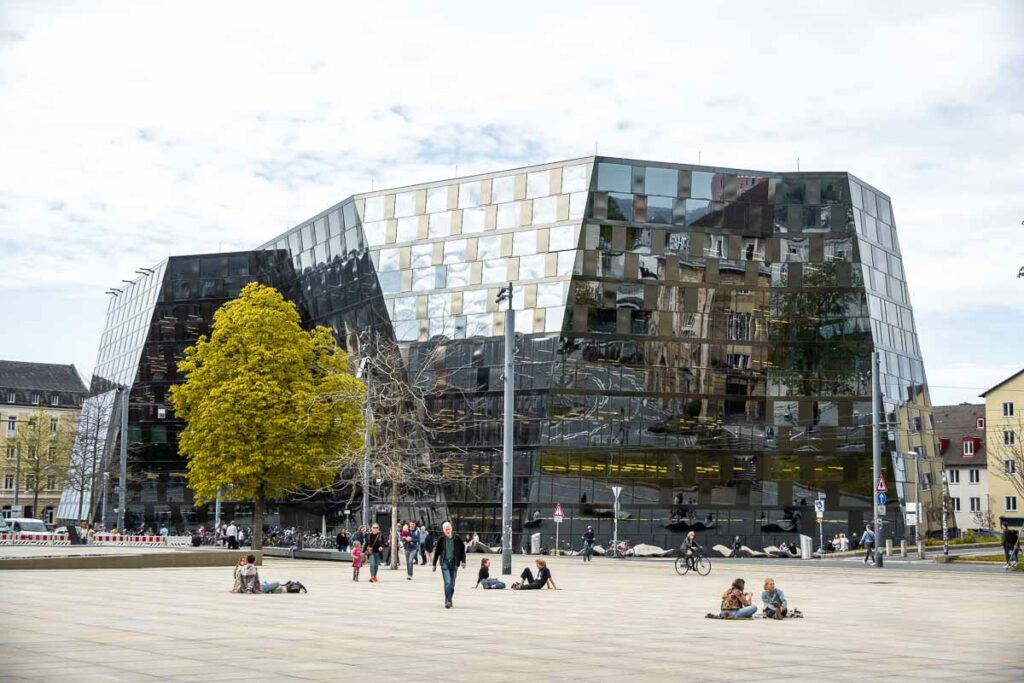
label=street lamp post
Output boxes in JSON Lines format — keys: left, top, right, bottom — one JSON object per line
{"left": 871, "top": 350, "right": 884, "bottom": 567}
{"left": 117, "top": 384, "right": 128, "bottom": 532}
{"left": 497, "top": 283, "right": 514, "bottom": 576}
{"left": 612, "top": 485, "right": 622, "bottom": 558}
{"left": 941, "top": 470, "right": 949, "bottom": 559}
{"left": 356, "top": 356, "right": 372, "bottom": 528}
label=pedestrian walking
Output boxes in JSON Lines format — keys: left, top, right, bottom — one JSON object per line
{"left": 351, "top": 541, "right": 363, "bottom": 581}
{"left": 417, "top": 523, "right": 428, "bottom": 564}
{"left": 226, "top": 520, "right": 239, "bottom": 550}
{"left": 861, "top": 523, "right": 876, "bottom": 564}
{"left": 336, "top": 528, "right": 349, "bottom": 552}
{"left": 422, "top": 527, "right": 434, "bottom": 565}
{"left": 365, "top": 523, "right": 385, "bottom": 583}
{"left": 404, "top": 522, "right": 420, "bottom": 577}
{"left": 432, "top": 521, "right": 466, "bottom": 608}
{"left": 1001, "top": 522, "right": 1019, "bottom": 567}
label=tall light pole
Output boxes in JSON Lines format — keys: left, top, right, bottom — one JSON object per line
{"left": 117, "top": 384, "right": 128, "bottom": 532}
{"left": 356, "top": 356, "right": 372, "bottom": 528}
{"left": 941, "top": 470, "right": 949, "bottom": 559}
{"left": 905, "top": 451, "right": 921, "bottom": 550}
{"left": 497, "top": 283, "right": 514, "bottom": 575}
{"left": 612, "top": 485, "right": 622, "bottom": 558}
{"left": 871, "top": 351, "right": 884, "bottom": 567}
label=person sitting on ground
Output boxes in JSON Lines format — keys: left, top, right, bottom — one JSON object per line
{"left": 231, "top": 556, "right": 248, "bottom": 592}
{"left": 719, "top": 578, "right": 757, "bottom": 619}
{"left": 761, "top": 578, "right": 788, "bottom": 619}
{"left": 512, "top": 558, "right": 559, "bottom": 590}
{"left": 475, "top": 558, "right": 506, "bottom": 589}
{"left": 680, "top": 530, "right": 702, "bottom": 568}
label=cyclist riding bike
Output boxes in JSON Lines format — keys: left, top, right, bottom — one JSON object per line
{"left": 680, "top": 530, "right": 703, "bottom": 570}
{"left": 581, "top": 526, "right": 596, "bottom": 561}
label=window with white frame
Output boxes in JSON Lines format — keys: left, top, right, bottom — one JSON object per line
{"left": 6, "top": 391, "right": 14, "bottom": 403}
{"left": 951, "top": 497, "right": 961, "bottom": 512}
{"left": 1003, "top": 402, "right": 1015, "bottom": 417}
{"left": 5, "top": 446, "right": 14, "bottom": 460}
{"left": 49, "top": 395, "right": 59, "bottom": 407}
{"left": 963, "top": 439, "right": 974, "bottom": 456}
{"left": 3, "top": 475, "right": 12, "bottom": 490}
{"left": 46, "top": 477, "right": 56, "bottom": 491}
{"left": 1004, "top": 430, "right": 1016, "bottom": 446}
{"left": 969, "top": 468, "right": 980, "bottom": 484}
{"left": 1007, "top": 497, "right": 1019, "bottom": 512}
{"left": 976, "top": 417, "right": 985, "bottom": 429}
{"left": 921, "top": 472, "right": 933, "bottom": 490}
{"left": 969, "top": 497, "right": 981, "bottom": 512}
{"left": 31, "top": 393, "right": 40, "bottom": 405}
{"left": 50, "top": 418, "right": 58, "bottom": 435}
{"left": 6, "top": 415, "right": 15, "bottom": 435}
{"left": 1006, "top": 460, "right": 1017, "bottom": 475}
{"left": 947, "top": 468, "right": 960, "bottom": 484}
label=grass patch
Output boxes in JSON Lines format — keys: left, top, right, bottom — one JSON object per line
{"left": 948, "top": 553, "right": 1023, "bottom": 571}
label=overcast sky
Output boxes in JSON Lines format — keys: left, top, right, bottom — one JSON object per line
{"left": 1, "top": 1, "right": 1021, "bottom": 405}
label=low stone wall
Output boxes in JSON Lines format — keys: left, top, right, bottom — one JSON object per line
{"left": 0, "top": 549, "right": 260, "bottom": 571}
{"left": 262, "top": 547, "right": 352, "bottom": 562}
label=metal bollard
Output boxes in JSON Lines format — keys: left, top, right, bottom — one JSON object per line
{"left": 917, "top": 541, "right": 926, "bottom": 559}
{"left": 885, "top": 539, "right": 893, "bottom": 556}
{"left": 900, "top": 540, "right": 907, "bottom": 558}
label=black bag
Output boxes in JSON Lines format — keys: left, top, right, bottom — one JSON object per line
{"left": 285, "top": 581, "right": 307, "bottom": 594}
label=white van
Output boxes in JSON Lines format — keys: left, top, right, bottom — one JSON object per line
{"left": 6, "top": 518, "right": 52, "bottom": 536}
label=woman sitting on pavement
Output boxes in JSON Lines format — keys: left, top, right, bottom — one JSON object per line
{"left": 719, "top": 578, "right": 757, "bottom": 618}
{"left": 761, "top": 578, "right": 788, "bottom": 619}
{"left": 474, "top": 558, "right": 506, "bottom": 589}
{"left": 512, "top": 558, "right": 559, "bottom": 590}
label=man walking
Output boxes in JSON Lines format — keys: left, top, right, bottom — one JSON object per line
{"left": 862, "top": 523, "right": 876, "bottom": 565}
{"left": 365, "top": 523, "right": 385, "bottom": 583}
{"left": 226, "top": 520, "right": 238, "bottom": 550}
{"left": 432, "top": 521, "right": 466, "bottom": 608}
{"left": 418, "top": 524, "right": 429, "bottom": 564}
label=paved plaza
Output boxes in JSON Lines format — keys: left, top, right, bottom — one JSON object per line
{"left": 1, "top": 554, "right": 1021, "bottom": 682}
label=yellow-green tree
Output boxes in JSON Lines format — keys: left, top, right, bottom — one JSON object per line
{"left": 169, "top": 283, "right": 364, "bottom": 549}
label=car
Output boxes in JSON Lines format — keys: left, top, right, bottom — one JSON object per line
{"left": 0, "top": 517, "right": 10, "bottom": 533}
{"left": 6, "top": 518, "right": 53, "bottom": 536}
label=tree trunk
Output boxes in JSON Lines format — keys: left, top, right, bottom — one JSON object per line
{"left": 33, "top": 489, "right": 40, "bottom": 519}
{"left": 253, "top": 490, "right": 264, "bottom": 550}
{"left": 389, "top": 480, "right": 399, "bottom": 569}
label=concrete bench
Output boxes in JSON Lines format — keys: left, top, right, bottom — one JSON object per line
{"left": 263, "top": 547, "right": 352, "bottom": 562}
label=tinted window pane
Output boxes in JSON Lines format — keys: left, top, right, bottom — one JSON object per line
{"left": 597, "top": 163, "right": 631, "bottom": 192}
{"left": 690, "top": 172, "right": 714, "bottom": 199}
{"left": 645, "top": 167, "right": 677, "bottom": 196}
{"left": 646, "top": 196, "right": 673, "bottom": 224}
{"left": 608, "top": 193, "right": 633, "bottom": 221}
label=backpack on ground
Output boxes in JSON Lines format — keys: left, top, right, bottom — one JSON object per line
{"left": 285, "top": 581, "right": 307, "bottom": 594}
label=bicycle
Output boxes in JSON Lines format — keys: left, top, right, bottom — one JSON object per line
{"left": 582, "top": 540, "right": 595, "bottom": 561}
{"left": 675, "top": 548, "right": 711, "bottom": 576}
{"left": 605, "top": 538, "right": 631, "bottom": 558}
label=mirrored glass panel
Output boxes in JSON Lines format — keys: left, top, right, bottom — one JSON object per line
{"left": 429, "top": 212, "right": 452, "bottom": 238}
{"left": 364, "top": 196, "right": 385, "bottom": 222}
{"left": 533, "top": 196, "right": 557, "bottom": 224}
{"left": 444, "top": 239, "right": 467, "bottom": 264}
{"left": 364, "top": 221, "right": 387, "bottom": 247}
{"left": 411, "top": 243, "right": 433, "bottom": 268}
{"left": 549, "top": 225, "right": 575, "bottom": 251}
{"left": 396, "top": 217, "right": 418, "bottom": 243}
{"left": 645, "top": 167, "right": 677, "bottom": 196}
{"left": 394, "top": 192, "right": 415, "bottom": 218}
{"left": 426, "top": 187, "right": 447, "bottom": 213}
{"left": 497, "top": 202, "right": 519, "bottom": 229}
{"left": 492, "top": 176, "right": 515, "bottom": 203}
{"left": 447, "top": 262, "right": 470, "bottom": 287}
{"left": 463, "top": 289, "right": 488, "bottom": 314}
{"left": 527, "top": 171, "right": 550, "bottom": 198}
{"left": 478, "top": 235, "right": 502, "bottom": 260}
{"left": 691, "top": 172, "right": 714, "bottom": 199}
{"left": 462, "top": 208, "right": 486, "bottom": 234}
{"left": 482, "top": 258, "right": 508, "bottom": 284}
{"left": 519, "top": 254, "right": 545, "bottom": 279}
{"left": 513, "top": 230, "right": 537, "bottom": 256}
{"left": 378, "top": 247, "right": 401, "bottom": 271}
{"left": 459, "top": 182, "right": 481, "bottom": 208}
{"left": 562, "top": 164, "right": 588, "bottom": 193}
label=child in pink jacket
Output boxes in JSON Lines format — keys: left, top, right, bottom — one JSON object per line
{"left": 351, "top": 541, "right": 363, "bottom": 581}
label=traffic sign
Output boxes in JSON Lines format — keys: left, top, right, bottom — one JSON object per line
{"left": 875, "top": 504, "right": 886, "bottom": 516}
{"left": 876, "top": 492, "right": 887, "bottom": 506}
{"left": 905, "top": 509, "right": 918, "bottom": 526}
{"left": 553, "top": 503, "right": 564, "bottom": 524}
{"left": 813, "top": 500, "right": 825, "bottom": 513}
{"left": 876, "top": 476, "right": 888, "bottom": 493}
{"left": 817, "top": 492, "right": 826, "bottom": 500}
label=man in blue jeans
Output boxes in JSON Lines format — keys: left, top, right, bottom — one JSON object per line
{"left": 432, "top": 521, "right": 466, "bottom": 608}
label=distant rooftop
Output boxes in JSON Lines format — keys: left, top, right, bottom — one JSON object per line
{"left": 0, "top": 360, "right": 88, "bottom": 394}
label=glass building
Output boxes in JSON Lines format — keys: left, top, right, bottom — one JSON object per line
{"left": 68, "top": 157, "right": 944, "bottom": 550}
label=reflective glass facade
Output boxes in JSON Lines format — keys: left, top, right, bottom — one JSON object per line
{"left": 71, "top": 157, "right": 943, "bottom": 549}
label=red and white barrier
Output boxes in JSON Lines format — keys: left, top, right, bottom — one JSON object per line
{"left": 0, "top": 532, "right": 71, "bottom": 546}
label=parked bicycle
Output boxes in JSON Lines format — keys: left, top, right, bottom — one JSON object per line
{"left": 605, "top": 538, "right": 632, "bottom": 558}
{"left": 675, "top": 547, "right": 711, "bottom": 576}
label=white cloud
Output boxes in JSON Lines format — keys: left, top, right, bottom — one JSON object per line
{"left": 1, "top": 0, "right": 1022, "bottom": 381}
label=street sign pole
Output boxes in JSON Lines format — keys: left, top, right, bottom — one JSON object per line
{"left": 552, "top": 503, "right": 564, "bottom": 556}
{"left": 815, "top": 497, "right": 825, "bottom": 557}
{"left": 941, "top": 470, "right": 949, "bottom": 559}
